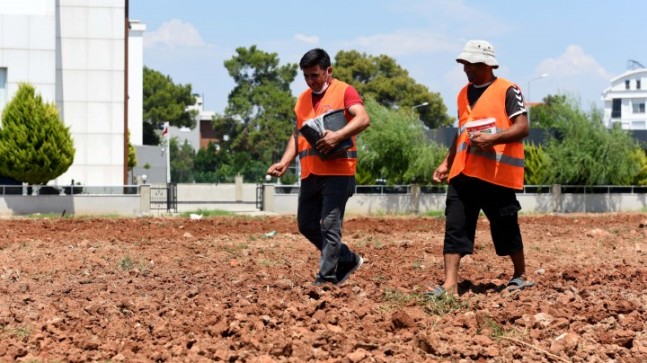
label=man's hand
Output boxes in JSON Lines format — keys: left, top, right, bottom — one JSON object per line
{"left": 433, "top": 163, "right": 449, "bottom": 183}
{"left": 469, "top": 131, "right": 496, "bottom": 150}
{"left": 267, "top": 162, "right": 288, "bottom": 177}
{"left": 315, "top": 130, "right": 341, "bottom": 154}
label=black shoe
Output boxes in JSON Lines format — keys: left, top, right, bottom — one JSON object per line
{"left": 312, "top": 275, "right": 337, "bottom": 286}
{"left": 336, "top": 254, "right": 364, "bottom": 284}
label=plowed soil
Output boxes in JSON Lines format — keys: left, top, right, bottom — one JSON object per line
{"left": 1, "top": 213, "right": 646, "bottom": 362}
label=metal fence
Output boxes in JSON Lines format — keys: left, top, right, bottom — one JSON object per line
{"left": 150, "top": 183, "right": 177, "bottom": 213}
{"left": 274, "top": 184, "right": 647, "bottom": 195}
{"left": 0, "top": 184, "right": 140, "bottom": 195}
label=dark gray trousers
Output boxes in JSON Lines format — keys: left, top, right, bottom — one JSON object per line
{"left": 297, "top": 174, "right": 356, "bottom": 280}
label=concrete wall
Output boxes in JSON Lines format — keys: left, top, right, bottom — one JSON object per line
{"left": 262, "top": 184, "right": 647, "bottom": 215}
{"left": 0, "top": 185, "right": 149, "bottom": 216}
{"left": 0, "top": 183, "right": 644, "bottom": 217}
{"left": 174, "top": 177, "right": 259, "bottom": 213}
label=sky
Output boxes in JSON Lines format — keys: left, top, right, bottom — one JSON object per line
{"left": 130, "top": 0, "right": 647, "bottom": 117}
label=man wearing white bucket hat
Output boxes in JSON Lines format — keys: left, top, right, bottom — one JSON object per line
{"left": 427, "top": 40, "right": 534, "bottom": 298}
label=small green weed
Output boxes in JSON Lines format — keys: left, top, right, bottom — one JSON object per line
{"left": 118, "top": 255, "right": 134, "bottom": 271}
{"left": 422, "top": 293, "right": 469, "bottom": 315}
{"left": 3, "top": 325, "right": 31, "bottom": 338}
{"left": 381, "top": 289, "right": 418, "bottom": 311}
{"left": 222, "top": 243, "right": 249, "bottom": 255}
{"left": 257, "top": 258, "right": 274, "bottom": 267}
{"left": 355, "top": 235, "right": 384, "bottom": 249}
{"left": 483, "top": 316, "right": 506, "bottom": 340}
{"left": 117, "top": 255, "right": 150, "bottom": 274}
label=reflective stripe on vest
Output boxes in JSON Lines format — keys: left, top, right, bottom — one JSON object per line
{"left": 456, "top": 141, "right": 525, "bottom": 167}
{"left": 298, "top": 149, "right": 358, "bottom": 159}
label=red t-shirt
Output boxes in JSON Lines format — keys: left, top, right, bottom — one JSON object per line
{"left": 311, "top": 85, "right": 363, "bottom": 111}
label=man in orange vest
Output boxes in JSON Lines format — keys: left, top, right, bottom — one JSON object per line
{"left": 427, "top": 40, "right": 535, "bottom": 298}
{"left": 267, "top": 48, "right": 370, "bottom": 285}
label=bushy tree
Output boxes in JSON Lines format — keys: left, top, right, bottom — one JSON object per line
{"left": 143, "top": 67, "right": 197, "bottom": 145}
{"left": 358, "top": 98, "right": 447, "bottom": 184}
{"left": 629, "top": 148, "right": 647, "bottom": 185}
{"left": 214, "top": 45, "right": 297, "bottom": 168}
{"left": 193, "top": 142, "right": 221, "bottom": 183}
{"left": 523, "top": 143, "right": 551, "bottom": 185}
{"left": 0, "top": 83, "right": 75, "bottom": 185}
{"left": 333, "top": 50, "right": 453, "bottom": 129}
{"left": 127, "top": 130, "right": 137, "bottom": 169}
{"left": 535, "top": 95, "right": 643, "bottom": 185}
{"left": 170, "top": 138, "right": 195, "bottom": 183}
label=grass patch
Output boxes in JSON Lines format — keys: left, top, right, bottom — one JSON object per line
{"left": 412, "top": 260, "right": 424, "bottom": 270}
{"left": 222, "top": 243, "right": 250, "bottom": 255}
{"left": 381, "top": 289, "right": 418, "bottom": 311}
{"left": 118, "top": 255, "right": 134, "bottom": 271}
{"left": 481, "top": 316, "right": 506, "bottom": 339}
{"left": 2, "top": 325, "right": 31, "bottom": 338}
{"left": 421, "top": 293, "right": 469, "bottom": 315}
{"left": 180, "top": 209, "right": 235, "bottom": 217}
{"left": 257, "top": 258, "right": 275, "bottom": 267}
{"left": 355, "top": 236, "right": 385, "bottom": 250}
{"left": 476, "top": 314, "right": 526, "bottom": 341}
{"left": 117, "top": 255, "right": 150, "bottom": 274}
{"left": 381, "top": 289, "right": 469, "bottom": 315}
{"left": 423, "top": 210, "right": 445, "bottom": 218}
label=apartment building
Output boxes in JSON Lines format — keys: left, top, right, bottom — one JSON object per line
{"left": 0, "top": 0, "right": 144, "bottom": 186}
{"left": 602, "top": 61, "right": 647, "bottom": 130}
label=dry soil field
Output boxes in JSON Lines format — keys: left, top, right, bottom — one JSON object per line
{"left": 0, "top": 213, "right": 646, "bottom": 362}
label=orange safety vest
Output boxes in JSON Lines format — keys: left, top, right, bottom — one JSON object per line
{"left": 294, "top": 79, "right": 357, "bottom": 179}
{"left": 448, "top": 78, "right": 525, "bottom": 190}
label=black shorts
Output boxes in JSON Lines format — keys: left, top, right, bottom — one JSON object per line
{"left": 444, "top": 174, "right": 523, "bottom": 256}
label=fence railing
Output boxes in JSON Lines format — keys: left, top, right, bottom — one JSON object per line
{"left": 0, "top": 185, "right": 140, "bottom": 196}
{"left": 274, "top": 184, "right": 647, "bottom": 195}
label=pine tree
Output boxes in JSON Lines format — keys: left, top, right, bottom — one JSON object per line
{"left": 0, "top": 83, "right": 75, "bottom": 185}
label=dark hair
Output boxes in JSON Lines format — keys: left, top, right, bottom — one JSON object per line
{"left": 299, "top": 48, "right": 331, "bottom": 69}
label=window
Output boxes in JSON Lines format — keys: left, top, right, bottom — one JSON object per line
{"left": 632, "top": 102, "right": 645, "bottom": 114}
{"left": 0, "top": 68, "right": 6, "bottom": 113}
{"left": 637, "top": 79, "right": 642, "bottom": 90}
{"left": 611, "top": 99, "right": 621, "bottom": 118}
{"left": 625, "top": 80, "right": 630, "bottom": 90}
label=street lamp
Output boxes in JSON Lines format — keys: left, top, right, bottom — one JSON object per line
{"left": 411, "top": 102, "right": 429, "bottom": 110}
{"left": 411, "top": 102, "right": 430, "bottom": 129}
{"left": 526, "top": 73, "right": 548, "bottom": 123}
{"left": 162, "top": 122, "right": 171, "bottom": 184}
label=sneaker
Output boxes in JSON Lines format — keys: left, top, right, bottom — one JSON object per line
{"left": 336, "top": 254, "right": 364, "bottom": 284}
{"left": 312, "top": 275, "right": 337, "bottom": 286}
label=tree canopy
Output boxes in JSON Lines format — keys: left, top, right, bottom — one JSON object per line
{"left": 333, "top": 50, "right": 453, "bottom": 129}
{"left": 357, "top": 98, "right": 447, "bottom": 185}
{"left": 528, "top": 94, "right": 644, "bottom": 185}
{"left": 0, "top": 83, "right": 75, "bottom": 185}
{"left": 143, "top": 67, "right": 197, "bottom": 145}
{"left": 212, "top": 45, "right": 298, "bottom": 168}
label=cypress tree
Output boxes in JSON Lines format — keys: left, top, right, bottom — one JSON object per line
{"left": 0, "top": 83, "right": 75, "bottom": 185}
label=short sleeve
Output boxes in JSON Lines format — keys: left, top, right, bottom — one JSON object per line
{"left": 506, "top": 85, "right": 527, "bottom": 119}
{"left": 344, "top": 86, "right": 363, "bottom": 109}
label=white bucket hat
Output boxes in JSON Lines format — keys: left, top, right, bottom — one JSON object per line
{"left": 456, "top": 40, "right": 499, "bottom": 69}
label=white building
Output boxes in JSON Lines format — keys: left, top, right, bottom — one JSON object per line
{"left": 602, "top": 61, "right": 647, "bottom": 130}
{"left": 0, "top": 0, "right": 144, "bottom": 186}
